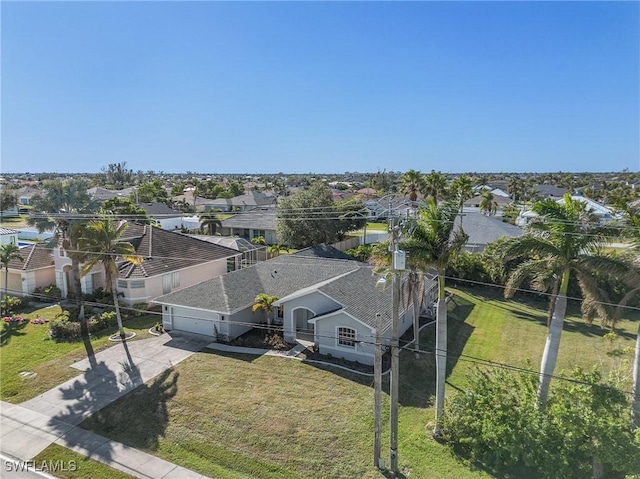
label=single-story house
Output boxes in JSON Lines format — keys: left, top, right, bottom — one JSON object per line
{"left": 87, "top": 186, "right": 138, "bottom": 202}
{"left": 463, "top": 194, "right": 513, "bottom": 210}
{"left": 207, "top": 192, "right": 276, "bottom": 212}
{"left": 15, "top": 186, "right": 42, "bottom": 206}
{"left": 1, "top": 227, "right": 19, "bottom": 246}
{"left": 54, "top": 223, "right": 241, "bottom": 305}
{"left": 517, "top": 195, "right": 617, "bottom": 226}
{"left": 137, "top": 202, "right": 183, "bottom": 229}
{"left": 0, "top": 244, "right": 55, "bottom": 297}
{"left": 533, "top": 184, "right": 568, "bottom": 199}
{"left": 153, "top": 246, "right": 437, "bottom": 366}
{"left": 219, "top": 208, "right": 279, "bottom": 245}
{"left": 454, "top": 212, "right": 523, "bottom": 253}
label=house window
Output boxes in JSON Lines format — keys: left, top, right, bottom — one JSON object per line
{"left": 227, "top": 258, "right": 236, "bottom": 273}
{"left": 252, "top": 229, "right": 266, "bottom": 239}
{"left": 117, "top": 280, "right": 127, "bottom": 289}
{"left": 171, "top": 272, "right": 180, "bottom": 288}
{"left": 338, "top": 327, "right": 356, "bottom": 348}
{"left": 130, "top": 280, "right": 145, "bottom": 289}
{"left": 276, "top": 305, "right": 284, "bottom": 319}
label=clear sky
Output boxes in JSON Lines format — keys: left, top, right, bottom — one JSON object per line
{"left": 2, "top": 1, "right": 639, "bottom": 175}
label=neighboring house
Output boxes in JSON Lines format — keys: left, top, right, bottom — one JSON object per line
{"left": 0, "top": 244, "right": 55, "bottom": 297}
{"left": 54, "top": 223, "right": 241, "bottom": 305}
{"left": 463, "top": 194, "right": 513, "bottom": 210}
{"left": 153, "top": 245, "right": 437, "bottom": 366}
{"left": 87, "top": 187, "right": 137, "bottom": 202}
{"left": 187, "top": 235, "right": 267, "bottom": 267}
{"left": 219, "top": 209, "right": 279, "bottom": 245}
{"left": 454, "top": 213, "right": 523, "bottom": 253}
{"left": 364, "top": 197, "right": 418, "bottom": 221}
{"left": 0, "top": 228, "right": 19, "bottom": 246}
{"left": 15, "top": 186, "right": 42, "bottom": 207}
{"left": 516, "top": 195, "right": 617, "bottom": 226}
{"left": 171, "top": 192, "right": 220, "bottom": 212}
{"left": 533, "top": 184, "right": 568, "bottom": 199}
{"left": 207, "top": 192, "right": 276, "bottom": 212}
{"left": 137, "top": 202, "right": 182, "bottom": 229}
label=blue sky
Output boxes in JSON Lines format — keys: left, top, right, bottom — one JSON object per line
{"left": 2, "top": 1, "right": 638, "bottom": 174}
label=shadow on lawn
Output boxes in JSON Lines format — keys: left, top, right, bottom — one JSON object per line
{"left": 397, "top": 294, "right": 476, "bottom": 408}
{"left": 0, "top": 319, "right": 28, "bottom": 346}
{"left": 48, "top": 340, "right": 179, "bottom": 457}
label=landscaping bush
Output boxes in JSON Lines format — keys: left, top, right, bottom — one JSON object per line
{"left": 0, "top": 296, "right": 24, "bottom": 316}
{"left": 49, "top": 310, "right": 118, "bottom": 340}
{"left": 34, "top": 284, "right": 62, "bottom": 301}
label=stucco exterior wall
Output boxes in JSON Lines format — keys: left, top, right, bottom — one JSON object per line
{"left": 281, "top": 292, "right": 341, "bottom": 343}
{"left": 313, "top": 313, "right": 376, "bottom": 365}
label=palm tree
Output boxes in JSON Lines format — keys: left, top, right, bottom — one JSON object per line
{"left": 401, "top": 198, "right": 468, "bottom": 437}
{"left": 199, "top": 212, "right": 222, "bottom": 235}
{"left": 423, "top": 170, "right": 448, "bottom": 206}
{"left": 79, "top": 219, "right": 142, "bottom": 339}
{"left": 399, "top": 170, "right": 425, "bottom": 202}
{"left": 27, "top": 179, "right": 98, "bottom": 334}
{"left": 479, "top": 190, "right": 498, "bottom": 215}
{"left": 252, "top": 293, "right": 279, "bottom": 331}
{"left": 612, "top": 204, "right": 640, "bottom": 428}
{"left": 502, "top": 194, "right": 632, "bottom": 407}
{"left": 450, "top": 175, "right": 474, "bottom": 212}
{"left": 507, "top": 176, "right": 523, "bottom": 203}
{"left": 1, "top": 244, "right": 23, "bottom": 303}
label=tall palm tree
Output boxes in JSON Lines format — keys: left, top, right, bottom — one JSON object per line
{"left": 423, "top": 170, "right": 448, "bottom": 206}
{"left": 502, "top": 194, "right": 631, "bottom": 407}
{"left": 479, "top": 190, "right": 498, "bottom": 215}
{"left": 612, "top": 204, "right": 640, "bottom": 427}
{"left": 399, "top": 169, "right": 425, "bottom": 202}
{"left": 79, "top": 219, "right": 142, "bottom": 339}
{"left": 252, "top": 293, "right": 279, "bottom": 331}
{"left": 401, "top": 198, "right": 468, "bottom": 437}
{"left": 27, "top": 179, "right": 98, "bottom": 334}
{"left": 450, "top": 175, "right": 474, "bottom": 212}
{"left": 1, "top": 244, "right": 23, "bottom": 303}
{"left": 507, "top": 176, "right": 523, "bottom": 203}
{"left": 199, "top": 212, "right": 222, "bottom": 235}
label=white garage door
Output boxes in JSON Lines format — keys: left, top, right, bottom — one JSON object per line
{"left": 171, "top": 314, "right": 216, "bottom": 337}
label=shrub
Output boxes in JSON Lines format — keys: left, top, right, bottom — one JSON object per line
{"left": 34, "top": 284, "right": 62, "bottom": 301}
{"left": 49, "top": 310, "right": 118, "bottom": 340}
{"left": 1, "top": 296, "right": 24, "bottom": 316}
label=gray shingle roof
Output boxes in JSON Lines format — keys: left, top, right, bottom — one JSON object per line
{"left": 153, "top": 254, "right": 361, "bottom": 314}
{"left": 221, "top": 210, "right": 277, "bottom": 231}
{"left": 454, "top": 212, "right": 523, "bottom": 246}
{"left": 117, "top": 223, "right": 240, "bottom": 279}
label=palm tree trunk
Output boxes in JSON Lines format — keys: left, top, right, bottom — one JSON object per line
{"left": 411, "top": 272, "right": 423, "bottom": 359}
{"left": 632, "top": 323, "right": 640, "bottom": 429}
{"left": 107, "top": 263, "right": 126, "bottom": 339}
{"left": 71, "top": 258, "right": 88, "bottom": 338}
{"left": 433, "top": 271, "right": 447, "bottom": 438}
{"left": 4, "top": 266, "right": 8, "bottom": 300}
{"left": 538, "top": 270, "right": 570, "bottom": 407}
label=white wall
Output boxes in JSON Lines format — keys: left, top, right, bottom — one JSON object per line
{"left": 281, "top": 292, "right": 341, "bottom": 342}
{"left": 314, "top": 313, "right": 376, "bottom": 365}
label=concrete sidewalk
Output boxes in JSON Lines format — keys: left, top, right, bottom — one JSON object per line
{"left": 1, "top": 332, "right": 212, "bottom": 478}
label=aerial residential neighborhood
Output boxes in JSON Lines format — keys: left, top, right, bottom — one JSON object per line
{"left": 2, "top": 1, "right": 640, "bottom": 478}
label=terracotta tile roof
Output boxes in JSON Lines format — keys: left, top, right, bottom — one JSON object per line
{"left": 7, "top": 244, "right": 54, "bottom": 271}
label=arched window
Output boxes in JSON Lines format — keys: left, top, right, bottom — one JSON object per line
{"left": 338, "top": 327, "right": 356, "bottom": 348}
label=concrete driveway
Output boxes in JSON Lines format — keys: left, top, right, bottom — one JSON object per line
{"left": 1, "top": 332, "right": 211, "bottom": 475}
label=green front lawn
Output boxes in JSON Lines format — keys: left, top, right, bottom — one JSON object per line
{"left": 0, "top": 305, "right": 158, "bottom": 403}
{"left": 33, "top": 444, "right": 136, "bottom": 479}
{"left": 79, "top": 286, "right": 638, "bottom": 478}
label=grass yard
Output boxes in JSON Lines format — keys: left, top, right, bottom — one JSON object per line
{"left": 33, "top": 444, "right": 136, "bottom": 479}
{"left": 0, "top": 304, "right": 159, "bottom": 403}
{"left": 79, "top": 285, "right": 638, "bottom": 479}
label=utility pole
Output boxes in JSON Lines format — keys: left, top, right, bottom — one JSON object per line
{"left": 389, "top": 219, "right": 404, "bottom": 475}
{"left": 373, "top": 312, "right": 382, "bottom": 469}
